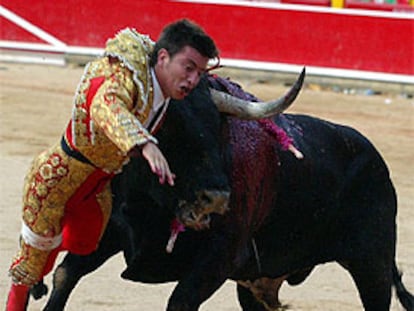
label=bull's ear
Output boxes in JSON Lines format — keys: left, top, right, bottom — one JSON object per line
{"left": 210, "top": 67, "right": 305, "bottom": 119}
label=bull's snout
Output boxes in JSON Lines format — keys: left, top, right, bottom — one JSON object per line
{"left": 178, "top": 190, "right": 230, "bottom": 230}
{"left": 199, "top": 190, "right": 230, "bottom": 215}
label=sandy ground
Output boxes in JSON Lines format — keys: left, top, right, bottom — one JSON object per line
{"left": 0, "top": 63, "right": 413, "bottom": 310}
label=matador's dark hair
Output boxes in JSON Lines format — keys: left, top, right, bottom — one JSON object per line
{"left": 150, "top": 19, "right": 219, "bottom": 67}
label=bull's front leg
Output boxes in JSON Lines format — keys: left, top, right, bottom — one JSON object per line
{"left": 43, "top": 220, "right": 124, "bottom": 310}
{"left": 43, "top": 254, "right": 86, "bottom": 311}
{"left": 44, "top": 250, "right": 121, "bottom": 311}
{"left": 167, "top": 224, "right": 243, "bottom": 311}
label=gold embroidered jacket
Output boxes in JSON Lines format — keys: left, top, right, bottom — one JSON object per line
{"left": 65, "top": 28, "right": 158, "bottom": 173}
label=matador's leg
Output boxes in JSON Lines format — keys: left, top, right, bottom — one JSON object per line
{"left": 6, "top": 145, "right": 93, "bottom": 311}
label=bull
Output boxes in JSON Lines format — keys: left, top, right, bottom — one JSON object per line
{"left": 32, "top": 71, "right": 413, "bottom": 311}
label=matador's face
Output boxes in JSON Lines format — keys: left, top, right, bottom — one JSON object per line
{"left": 155, "top": 46, "right": 209, "bottom": 100}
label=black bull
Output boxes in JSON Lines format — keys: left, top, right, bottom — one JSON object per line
{"left": 34, "top": 76, "right": 413, "bottom": 311}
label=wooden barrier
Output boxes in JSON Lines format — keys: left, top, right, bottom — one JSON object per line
{"left": 1, "top": 0, "right": 413, "bottom": 83}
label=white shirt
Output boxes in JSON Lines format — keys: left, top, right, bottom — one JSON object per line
{"left": 144, "top": 69, "right": 170, "bottom": 133}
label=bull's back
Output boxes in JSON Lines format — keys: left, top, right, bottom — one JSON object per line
{"left": 247, "top": 114, "right": 397, "bottom": 275}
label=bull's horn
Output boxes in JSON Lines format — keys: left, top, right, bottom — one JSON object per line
{"left": 210, "top": 67, "right": 305, "bottom": 119}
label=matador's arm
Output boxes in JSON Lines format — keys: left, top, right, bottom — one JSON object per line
{"left": 90, "top": 70, "right": 157, "bottom": 155}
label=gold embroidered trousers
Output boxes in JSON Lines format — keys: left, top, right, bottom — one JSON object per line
{"left": 9, "top": 142, "right": 113, "bottom": 286}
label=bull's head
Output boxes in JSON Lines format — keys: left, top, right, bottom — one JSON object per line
{"left": 151, "top": 77, "right": 231, "bottom": 231}
{"left": 171, "top": 68, "right": 305, "bottom": 230}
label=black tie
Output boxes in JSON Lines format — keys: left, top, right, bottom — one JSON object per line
{"left": 148, "top": 103, "right": 165, "bottom": 133}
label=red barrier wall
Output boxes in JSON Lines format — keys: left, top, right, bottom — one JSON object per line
{"left": 1, "top": 0, "right": 413, "bottom": 76}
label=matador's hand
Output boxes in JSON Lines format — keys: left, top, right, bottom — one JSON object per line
{"left": 141, "top": 142, "right": 176, "bottom": 186}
